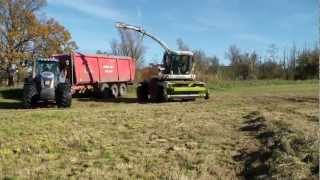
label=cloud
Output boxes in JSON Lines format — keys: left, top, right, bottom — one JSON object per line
{"left": 47, "top": 0, "right": 127, "bottom": 21}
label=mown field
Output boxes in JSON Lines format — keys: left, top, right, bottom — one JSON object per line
{"left": 0, "top": 80, "right": 318, "bottom": 179}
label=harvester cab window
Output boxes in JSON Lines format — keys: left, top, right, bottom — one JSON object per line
{"left": 168, "top": 55, "right": 191, "bottom": 75}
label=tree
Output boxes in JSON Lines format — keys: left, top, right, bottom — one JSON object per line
{"left": 0, "top": 0, "right": 46, "bottom": 85}
{"left": 295, "top": 46, "right": 319, "bottom": 79}
{"left": 0, "top": 0, "right": 77, "bottom": 86}
{"left": 226, "top": 45, "right": 257, "bottom": 80}
{"left": 176, "top": 38, "right": 219, "bottom": 80}
{"left": 110, "top": 29, "right": 146, "bottom": 67}
{"left": 177, "top": 38, "right": 190, "bottom": 51}
{"left": 96, "top": 50, "right": 107, "bottom": 54}
{"left": 32, "top": 18, "right": 77, "bottom": 58}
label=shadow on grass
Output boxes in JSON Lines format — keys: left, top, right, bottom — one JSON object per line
{"left": 0, "top": 88, "right": 57, "bottom": 109}
{"left": 0, "top": 88, "right": 23, "bottom": 100}
{"left": 0, "top": 101, "right": 24, "bottom": 109}
{"left": 0, "top": 88, "right": 24, "bottom": 109}
{"left": 76, "top": 97, "right": 138, "bottom": 104}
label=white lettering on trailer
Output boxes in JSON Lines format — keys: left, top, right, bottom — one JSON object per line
{"left": 103, "top": 65, "right": 114, "bottom": 73}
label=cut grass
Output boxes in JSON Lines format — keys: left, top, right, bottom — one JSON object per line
{"left": 0, "top": 80, "right": 318, "bottom": 179}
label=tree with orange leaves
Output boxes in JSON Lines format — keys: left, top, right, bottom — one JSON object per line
{"left": 0, "top": 0, "right": 77, "bottom": 86}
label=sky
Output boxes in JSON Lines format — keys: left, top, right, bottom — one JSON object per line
{"left": 45, "top": 0, "right": 318, "bottom": 65}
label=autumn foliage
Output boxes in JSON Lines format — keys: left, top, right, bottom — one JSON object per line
{"left": 0, "top": 0, "right": 77, "bottom": 85}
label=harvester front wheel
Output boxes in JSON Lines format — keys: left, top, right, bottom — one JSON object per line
{"left": 156, "top": 83, "right": 167, "bottom": 102}
{"left": 56, "top": 82, "right": 72, "bottom": 108}
{"left": 137, "top": 82, "right": 149, "bottom": 103}
{"left": 205, "top": 92, "right": 209, "bottom": 100}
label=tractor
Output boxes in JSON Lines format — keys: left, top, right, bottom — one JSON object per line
{"left": 115, "top": 22, "right": 209, "bottom": 102}
{"left": 23, "top": 58, "right": 72, "bottom": 108}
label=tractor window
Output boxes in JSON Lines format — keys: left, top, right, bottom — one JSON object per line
{"left": 36, "top": 61, "right": 60, "bottom": 76}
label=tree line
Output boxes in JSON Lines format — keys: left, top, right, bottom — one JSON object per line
{"left": 0, "top": 0, "right": 77, "bottom": 86}
{"left": 174, "top": 39, "right": 319, "bottom": 81}
{"left": 0, "top": 0, "right": 317, "bottom": 86}
{"left": 105, "top": 32, "right": 318, "bottom": 81}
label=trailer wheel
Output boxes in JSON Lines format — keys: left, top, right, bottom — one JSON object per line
{"left": 100, "top": 83, "right": 110, "bottom": 99}
{"left": 137, "top": 82, "right": 149, "bottom": 103}
{"left": 110, "top": 84, "right": 119, "bottom": 98}
{"left": 56, "top": 82, "right": 72, "bottom": 108}
{"left": 119, "top": 83, "right": 127, "bottom": 97}
{"left": 23, "top": 83, "right": 38, "bottom": 108}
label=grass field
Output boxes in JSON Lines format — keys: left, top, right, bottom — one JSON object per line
{"left": 0, "top": 80, "right": 318, "bottom": 179}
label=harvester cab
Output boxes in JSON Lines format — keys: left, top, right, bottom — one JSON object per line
{"left": 23, "top": 58, "right": 72, "bottom": 108}
{"left": 115, "top": 22, "right": 209, "bottom": 102}
{"left": 161, "top": 50, "right": 195, "bottom": 79}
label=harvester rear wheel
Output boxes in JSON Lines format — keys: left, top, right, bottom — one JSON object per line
{"left": 137, "top": 82, "right": 149, "bottom": 103}
{"left": 56, "top": 82, "right": 72, "bottom": 108}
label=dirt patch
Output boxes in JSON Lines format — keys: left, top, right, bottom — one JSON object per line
{"left": 235, "top": 111, "right": 319, "bottom": 179}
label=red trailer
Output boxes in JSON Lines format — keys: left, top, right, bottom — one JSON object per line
{"left": 53, "top": 52, "right": 136, "bottom": 98}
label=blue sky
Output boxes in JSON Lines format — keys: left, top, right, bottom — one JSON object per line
{"left": 45, "top": 0, "right": 318, "bottom": 65}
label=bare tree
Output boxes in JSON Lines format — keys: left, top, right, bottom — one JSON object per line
{"left": 177, "top": 38, "right": 190, "bottom": 51}
{"left": 110, "top": 30, "right": 146, "bottom": 67}
{"left": 227, "top": 45, "right": 258, "bottom": 80}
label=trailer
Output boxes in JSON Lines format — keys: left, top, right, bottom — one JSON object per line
{"left": 53, "top": 52, "right": 136, "bottom": 98}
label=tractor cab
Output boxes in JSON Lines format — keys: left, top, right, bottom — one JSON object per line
{"left": 34, "top": 59, "right": 60, "bottom": 82}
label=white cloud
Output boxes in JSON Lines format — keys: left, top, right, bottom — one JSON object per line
{"left": 47, "top": 0, "right": 127, "bottom": 21}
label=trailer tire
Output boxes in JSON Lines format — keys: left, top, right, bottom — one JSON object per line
{"left": 23, "top": 83, "right": 38, "bottom": 108}
{"left": 100, "top": 83, "right": 110, "bottom": 99}
{"left": 56, "top": 82, "right": 72, "bottom": 108}
{"left": 137, "top": 82, "right": 149, "bottom": 103}
{"left": 118, "top": 83, "right": 127, "bottom": 97}
{"left": 110, "top": 84, "right": 119, "bottom": 98}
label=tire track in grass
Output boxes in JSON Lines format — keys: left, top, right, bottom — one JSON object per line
{"left": 234, "top": 111, "right": 319, "bottom": 179}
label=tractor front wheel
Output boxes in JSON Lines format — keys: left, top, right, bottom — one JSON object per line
{"left": 23, "top": 83, "right": 38, "bottom": 108}
{"left": 56, "top": 82, "right": 72, "bottom": 108}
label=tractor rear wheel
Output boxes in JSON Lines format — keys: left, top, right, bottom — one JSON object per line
{"left": 110, "top": 84, "right": 119, "bottom": 98}
{"left": 118, "top": 83, "right": 127, "bottom": 97}
{"left": 56, "top": 82, "right": 72, "bottom": 108}
{"left": 137, "top": 82, "right": 149, "bottom": 103}
{"left": 23, "top": 83, "right": 37, "bottom": 108}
